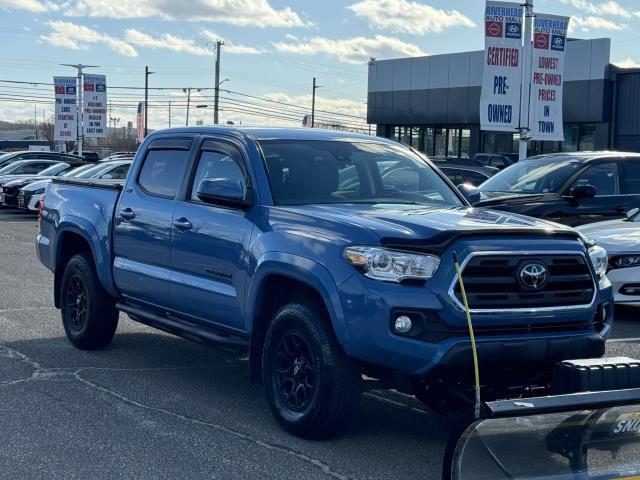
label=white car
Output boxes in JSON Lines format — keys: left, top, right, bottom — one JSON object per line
{"left": 578, "top": 208, "right": 640, "bottom": 307}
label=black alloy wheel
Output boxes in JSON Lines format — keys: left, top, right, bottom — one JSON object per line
{"left": 273, "top": 331, "right": 316, "bottom": 412}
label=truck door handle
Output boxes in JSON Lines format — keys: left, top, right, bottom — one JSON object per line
{"left": 173, "top": 217, "right": 193, "bottom": 231}
{"left": 119, "top": 208, "right": 136, "bottom": 220}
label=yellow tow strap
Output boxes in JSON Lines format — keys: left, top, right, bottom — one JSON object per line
{"left": 453, "top": 252, "right": 481, "bottom": 419}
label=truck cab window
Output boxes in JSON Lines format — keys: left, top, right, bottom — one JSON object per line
{"left": 190, "top": 151, "right": 246, "bottom": 201}
{"left": 571, "top": 162, "right": 619, "bottom": 196}
{"left": 138, "top": 149, "right": 189, "bottom": 198}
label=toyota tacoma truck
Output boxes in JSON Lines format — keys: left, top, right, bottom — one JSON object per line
{"left": 36, "top": 127, "right": 613, "bottom": 439}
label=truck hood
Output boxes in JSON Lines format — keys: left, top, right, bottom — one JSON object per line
{"left": 577, "top": 219, "right": 640, "bottom": 253}
{"left": 277, "top": 204, "right": 578, "bottom": 250}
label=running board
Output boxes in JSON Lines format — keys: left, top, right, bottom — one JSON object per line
{"left": 116, "top": 301, "right": 249, "bottom": 354}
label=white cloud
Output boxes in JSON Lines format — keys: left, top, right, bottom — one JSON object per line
{"left": 0, "top": 0, "right": 310, "bottom": 28}
{"left": 347, "top": 0, "right": 474, "bottom": 35}
{"left": 0, "top": 0, "right": 55, "bottom": 12}
{"left": 201, "top": 30, "right": 263, "bottom": 55}
{"left": 570, "top": 15, "right": 626, "bottom": 31}
{"left": 614, "top": 57, "right": 640, "bottom": 68}
{"left": 561, "top": 0, "right": 631, "bottom": 17}
{"left": 273, "top": 35, "right": 426, "bottom": 64}
{"left": 125, "top": 29, "right": 210, "bottom": 56}
{"left": 42, "top": 21, "right": 138, "bottom": 57}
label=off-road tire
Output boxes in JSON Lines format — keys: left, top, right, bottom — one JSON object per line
{"left": 60, "top": 253, "right": 118, "bottom": 350}
{"left": 262, "top": 302, "right": 361, "bottom": 439}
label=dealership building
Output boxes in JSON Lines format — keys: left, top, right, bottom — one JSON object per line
{"left": 367, "top": 38, "right": 640, "bottom": 157}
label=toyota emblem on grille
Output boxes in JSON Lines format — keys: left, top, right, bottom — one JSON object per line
{"left": 518, "top": 262, "right": 549, "bottom": 290}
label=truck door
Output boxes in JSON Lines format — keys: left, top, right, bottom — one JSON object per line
{"left": 168, "top": 139, "right": 254, "bottom": 332}
{"left": 560, "top": 161, "right": 623, "bottom": 226}
{"left": 113, "top": 137, "right": 194, "bottom": 308}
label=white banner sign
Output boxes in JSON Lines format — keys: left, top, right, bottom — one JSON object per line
{"left": 83, "top": 74, "right": 107, "bottom": 137}
{"left": 529, "top": 13, "right": 570, "bottom": 141}
{"left": 480, "top": 1, "right": 523, "bottom": 133}
{"left": 53, "top": 77, "right": 78, "bottom": 141}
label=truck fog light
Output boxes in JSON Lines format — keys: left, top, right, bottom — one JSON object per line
{"left": 394, "top": 315, "right": 412, "bottom": 334}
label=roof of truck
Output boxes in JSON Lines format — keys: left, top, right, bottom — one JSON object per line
{"left": 146, "top": 126, "right": 391, "bottom": 144}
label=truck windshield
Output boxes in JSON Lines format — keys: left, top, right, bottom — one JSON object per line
{"left": 259, "top": 139, "right": 463, "bottom": 206}
{"left": 479, "top": 158, "right": 582, "bottom": 194}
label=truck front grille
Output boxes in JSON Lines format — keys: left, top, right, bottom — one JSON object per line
{"left": 451, "top": 252, "right": 596, "bottom": 312}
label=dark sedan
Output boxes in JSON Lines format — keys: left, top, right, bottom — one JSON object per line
{"left": 462, "top": 151, "right": 640, "bottom": 226}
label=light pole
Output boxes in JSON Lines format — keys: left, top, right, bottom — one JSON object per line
{"left": 311, "top": 77, "right": 323, "bottom": 128}
{"left": 518, "top": 0, "right": 534, "bottom": 161}
{"left": 213, "top": 40, "right": 224, "bottom": 124}
{"left": 60, "top": 63, "right": 99, "bottom": 157}
{"left": 183, "top": 88, "right": 201, "bottom": 126}
{"left": 144, "top": 66, "right": 155, "bottom": 137}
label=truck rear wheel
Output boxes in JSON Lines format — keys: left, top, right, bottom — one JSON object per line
{"left": 60, "top": 253, "right": 118, "bottom": 350}
{"left": 262, "top": 302, "right": 361, "bottom": 439}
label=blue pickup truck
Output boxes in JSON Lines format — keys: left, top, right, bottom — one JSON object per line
{"left": 36, "top": 127, "right": 612, "bottom": 439}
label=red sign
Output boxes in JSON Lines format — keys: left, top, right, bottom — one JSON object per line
{"left": 55, "top": 86, "right": 65, "bottom": 94}
{"left": 84, "top": 83, "right": 94, "bottom": 91}
{"left": 485, "top": 20, "right": 503, "bottom": 37}
{"left": 534, "top": 33, "right": 550, "bottom": 49}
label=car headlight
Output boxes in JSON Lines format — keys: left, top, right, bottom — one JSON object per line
{"left": 588, "top": 245, "right": 608, "bottom": 277}
{"left": 32, "top": 188, "right": 45, "bottom": 195}
{"left": 343, "top": 246, "right": 440, "bottom": 283}
{"left": 610, "top": 255, "right": 640, "bottom": 269}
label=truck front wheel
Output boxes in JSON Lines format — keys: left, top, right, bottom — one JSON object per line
{"left": 262, "top": 303, "right": 361, "bottom": 439}
{"left": 60, "top": 253, "right": 118, "bottom": 350}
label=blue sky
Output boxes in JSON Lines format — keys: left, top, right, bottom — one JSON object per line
{"left": 0, "top": 0, "right": 639, "bottom": 129}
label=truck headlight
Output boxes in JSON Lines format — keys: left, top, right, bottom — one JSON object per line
{"left": 32, "top": 188, "right": 45, "bottom": 195}
{"left": 344, "top": 246, "right": 440, "bottom": 283}
{"left": 610, "top": 255, "right": 640, "bottom": 269}
{"left": 588, "top": 245, "right": 608, "bottom": 277}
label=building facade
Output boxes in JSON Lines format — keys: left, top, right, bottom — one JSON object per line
{"left": 367, "top": 38, "right": 640, "bottom": 157}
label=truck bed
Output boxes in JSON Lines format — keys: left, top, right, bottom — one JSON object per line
{"left": 51, "top": 177, "right": 124, "bottom": 190}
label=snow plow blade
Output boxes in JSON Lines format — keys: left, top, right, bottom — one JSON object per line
{"left": 448, "top": 388, "right": 640, "bottom": 479}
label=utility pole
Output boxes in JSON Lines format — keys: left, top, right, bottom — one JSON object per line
{"left": 213, "top": 40, "right": 224, "bottom": 124}
{"left": 518, "top": 0, "right": 534, "bottom": 161}
{"left": 311, "top": 77, "right": 322, "bottom": 128}
{"left": 144, "top": 66, "right": 154, "bottom": 137}
{"left": 60, "top": 63, "right": 99, "bottom": 157}
{"left": 34, "top": 104, "right": 38, "bottom": 140}
{"left": 183, "top": 88, "right": 201, "bottom": 126}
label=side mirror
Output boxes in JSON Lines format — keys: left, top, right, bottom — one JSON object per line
{"left": 101, "top": 173, "right": 113, "bottom": 180}
{"left": 196, "top": 178, "right": 252, "bottom": 209}
{"left": 626, "top": 207, "right": 639, "bottom": 219}
{"left": 457, "top": 183, "right": 481, "bottom": 204}
{"left": 571, "top": 184, "right": 597, "bottom": 200}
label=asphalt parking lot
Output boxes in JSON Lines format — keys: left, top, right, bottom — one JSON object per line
{"left": 0, "top": 210, "right": 638, "bottom": 480}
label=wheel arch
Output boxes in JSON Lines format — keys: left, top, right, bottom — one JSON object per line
{"left": 53, "top": 219, "right": 117, "bottom": 307}
{"left": 247, "top": 253, "right": 350, "bottom": 384}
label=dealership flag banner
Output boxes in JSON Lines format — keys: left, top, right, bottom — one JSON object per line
{"left": 83, "top": 74, "right": 107, "bottom": 137}
{"left": 53, "top": 76, "right": 78, "bottom": 141}
{"left": 480, "top": 1, "right": 524, "bottom": 133}
{"left": 528, "top": 13, "right": 570, "bottom": 141}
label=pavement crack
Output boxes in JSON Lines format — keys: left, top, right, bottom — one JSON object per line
{"left": 73, "top": 369, "right": 352, "bottom": 480}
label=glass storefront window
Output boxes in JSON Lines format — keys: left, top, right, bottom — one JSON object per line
{"left": 460, "top": 129, "right": 471, "bottom": 158}
{"left": 434, "top": 128, "right": 446, "bottom": 157}
{"left": 423, "top": 127, "right": 434, "bottom": 156}
{"left": 411, "top": 127, "right": 421, "bottom": 150}
{"left": 400, "top": 127, "right": 411, "bottom": 146}
{"left": 561, "top": 125, "right": 579, "bottom": 152}
{"left": 394, "top": 126, "right": 401, "bottom": 141}
{"left": 448, "top": 128, "right": 460, "bottom": 158}
{"left": 579, "top": 124, "right": 596, "bottom": 150}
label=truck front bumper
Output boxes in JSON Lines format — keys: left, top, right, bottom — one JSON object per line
{"left": 337, "top": 272, "right": 613, "bottom": 377}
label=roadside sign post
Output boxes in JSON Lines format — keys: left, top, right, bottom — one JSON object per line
{"left": 518, "top": 0, "right": 534, "bottom": 161}
{"left": 59, "top": 64, "right": 100, "bottom": 157}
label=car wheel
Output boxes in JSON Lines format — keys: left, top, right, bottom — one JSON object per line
{"left": 60, "top": 253, "right": 118, "bottom": 350}
{"left": 262, "top": 302, "right": 361, "bottom": 439}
